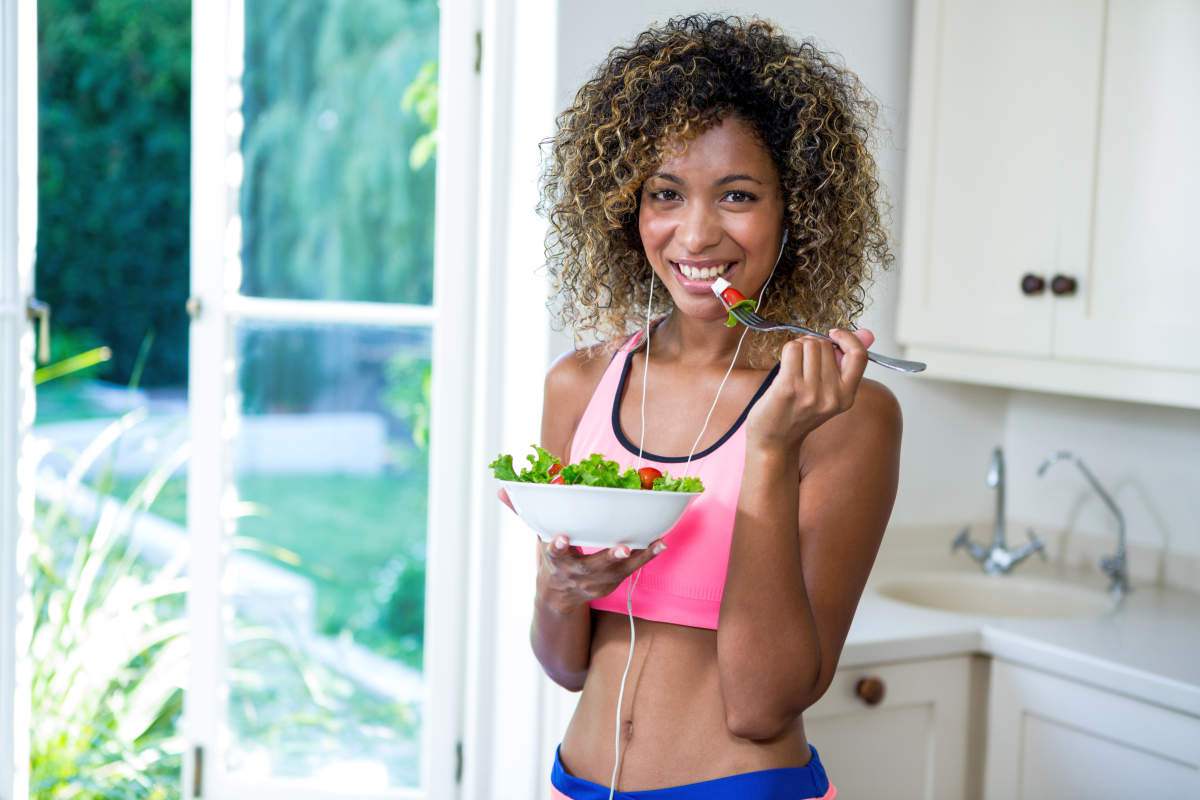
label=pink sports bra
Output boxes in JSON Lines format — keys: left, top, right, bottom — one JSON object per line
{"left": 571, "top": 317, "right": 781, "bottom": 630}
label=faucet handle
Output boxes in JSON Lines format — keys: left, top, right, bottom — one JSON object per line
{"left": 1006, "top": 528, "right": 1047, "bottom": 569}
{"left": 951, "top": 525, "right": 970, "bottom": 552}
{"left": 1099, "top": 553, "right": 1130, "bottom": 595}
{"left": 1025, "top": 527, "right": 1048, "bottom": 562}
{"left": 952, "top": 525, "right": 988, "bottom": 563}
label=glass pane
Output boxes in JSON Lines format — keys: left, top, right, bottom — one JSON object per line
{"left": 239, "top": 0, "right": 439, "bottom": 304}
{"left": 32, "top": 2, "right": 192, "bottom": 792}
{"left": 224, "top": 322, "right": 431, "bottom": 789}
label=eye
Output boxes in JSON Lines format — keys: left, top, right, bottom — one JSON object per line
{"left": 724, "top": 190, "right": 756, "bottom": 203}
{"left": 650, "top": 189, "right": 681, "bottom": 201}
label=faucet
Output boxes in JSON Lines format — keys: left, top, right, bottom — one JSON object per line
{"left": 1033, "top": 450, "right": 1130, "bottom": 600}
{"left": 952, "top": 446, "right": 1047, "bottom": 574}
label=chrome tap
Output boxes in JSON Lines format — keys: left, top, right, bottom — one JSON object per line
{"left": 1033, "top": 450, "right": 1130, "bottom": 600}
{"left": 952, "top": 446, "right": 1047, "bottom": 574}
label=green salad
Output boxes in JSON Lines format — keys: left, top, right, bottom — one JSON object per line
{"left": 490, "top": 444, "right": 704, "bottom": 493}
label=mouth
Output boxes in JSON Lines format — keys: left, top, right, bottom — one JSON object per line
{"left": 670, "top": 260, "right": 739, "bottom": 292}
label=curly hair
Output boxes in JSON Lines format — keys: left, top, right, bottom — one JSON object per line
{"left": 537, "top": 13, "right": 895, "bottom": 368}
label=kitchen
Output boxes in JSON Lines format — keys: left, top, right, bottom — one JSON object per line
{"left": 1, "top": 1, "right": 1197, "bottom": 798}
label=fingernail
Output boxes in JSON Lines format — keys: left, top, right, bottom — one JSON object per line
{"left": 652, "top": 542, "right": 666, "bottom": 555}
{"left": 615, "top": 546, "right": 630, "bottom": 558}
{"left": 554, "top": 536, "right": 567, "bottom": 550}
{"left": 829, "top": 328, "right": 839, "bottom": 336}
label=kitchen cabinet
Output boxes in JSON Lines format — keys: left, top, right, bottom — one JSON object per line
{"left": 804, "top": 655, "right": 984, "bottom": 799}
{"left": 983, "top": 659, "right": 1200, "bottom": 798}
{"left": 897, "top": 0, "right": 1200, "bottom": 408}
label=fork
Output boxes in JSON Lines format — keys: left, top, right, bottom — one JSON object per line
{"left": 727, "top": 304, "right": 927, "bottom": 373}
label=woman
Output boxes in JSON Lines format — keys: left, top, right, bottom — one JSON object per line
{"left": 501, "top": 14, "right": 902, "bottom": 799}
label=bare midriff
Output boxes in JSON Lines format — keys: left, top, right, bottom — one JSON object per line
{"left": 558, "top": 609, "right": 812, "bottom": 791}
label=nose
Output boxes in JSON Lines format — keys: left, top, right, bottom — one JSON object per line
{"left": 675, "top": 199, "right": 723, "bottom": 254}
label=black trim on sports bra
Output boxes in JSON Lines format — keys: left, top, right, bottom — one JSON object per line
{"left": 610, "top": 336, "right": 781, "bottom": 463}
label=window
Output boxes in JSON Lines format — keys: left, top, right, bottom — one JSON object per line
{"left": 187, "top": 1, "right": 476, "bottom": 796}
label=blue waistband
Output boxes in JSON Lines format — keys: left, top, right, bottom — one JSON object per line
{"left": 551, "top": 743, "right": 830, "bottom": 799}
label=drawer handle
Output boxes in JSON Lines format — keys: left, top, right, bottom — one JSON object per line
{"left": 1020, "top": 273, "right": 1046, "bottom": 296}
{"left": 854, "top": 676, "right": 886, "bottom": 706}
{"left": 1050, "top": 274, "right": 1078, "bottom": 296}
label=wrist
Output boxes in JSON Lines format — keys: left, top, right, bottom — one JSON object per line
{"left": 536, "top": 577, "right": 587, "bottom": 616}
{"left": 745, "top": 440, "right": 803, "bottom": 472}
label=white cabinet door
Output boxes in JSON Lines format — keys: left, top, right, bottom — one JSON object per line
{"left": 804, "top": 656, "right": 976, "bottom": 799}
{"left": 984, "top": 659, "right": 1200, "bottom": 799}
{"left": 897, "top": 0, "right": 1105, "bottom": 357}
{"left": 1053, "top": 0, "right": 1200, "bottom": 373}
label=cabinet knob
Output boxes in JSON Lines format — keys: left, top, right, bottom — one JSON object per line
{"left": 854, "top": 676, "right": 886, "bottom": 706}
{"left": 1050, "top": 274, "right": 1078, "bottom": 296}
{"left": 1020, "top": 273, "right": 1046, "bottom": 296}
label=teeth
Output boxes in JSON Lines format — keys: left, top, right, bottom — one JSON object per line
{"left": 676, "top": 262, "right": 733, "bottom": 280}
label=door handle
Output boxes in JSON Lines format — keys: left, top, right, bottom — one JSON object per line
{"left": 25, "top": 297, "right": 50, "bottom": 364}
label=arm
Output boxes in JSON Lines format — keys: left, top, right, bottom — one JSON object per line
{"left": 718, "top": 372, "right": 903, "bottom": 739}
{"left": 522, "top": 344, "right": 678, "bottom": 690}
{"left": 528, "top": 349, "right": 595, "bottom": 692}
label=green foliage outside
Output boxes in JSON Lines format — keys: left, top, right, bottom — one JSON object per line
{"left": 240, "top": 0, "right": 437, "bottom": 304}
{"left": 37, "top": 0, "right": 192, "bottom": 388}
{"left": 37, "top": 0, "right": 440, "bottom": 397}
{"left": 107, "top": 470, "right": 430, "bottom": 671}
{"left": 30, "top": 430, "right": 189, "bottom": 798}
{"left": 34, "top": 0, "right": 442, "bottom": 790}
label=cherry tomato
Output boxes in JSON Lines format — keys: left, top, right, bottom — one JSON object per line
{"left": 719, "top": 286, "right": 748, "bottom": 306}
{"left": 550, "top": 475, "right": 565, "bottom": 485}
{"left": 637, "top": 466, "right": 663, "bottom": 490}
{"left": 548, "top": 462, "right": 563, "bottom": 477}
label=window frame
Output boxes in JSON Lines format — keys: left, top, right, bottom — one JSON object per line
{"left": 185, "top": 0, "right": 480, "bottom": 797}
{"left": 1, "top": 0, "right": 38, "bottom": 797}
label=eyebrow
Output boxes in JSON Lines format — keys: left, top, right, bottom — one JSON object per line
{"left": 650, "top": 172, "right": 764, "bottom": 186}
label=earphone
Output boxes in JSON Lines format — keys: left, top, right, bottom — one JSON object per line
{"left": 606, "top": 228, "right": 788, "bottom": 798}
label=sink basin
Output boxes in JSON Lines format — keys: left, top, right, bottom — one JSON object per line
{"left": 874, "top": 572, "right": 1115, "bottom": 618}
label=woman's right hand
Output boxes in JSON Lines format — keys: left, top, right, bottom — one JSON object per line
{"left": 497, "top": 487, "right": 667, "bottom": 613}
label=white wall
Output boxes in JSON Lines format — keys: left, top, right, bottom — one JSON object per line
{"left": 1006, "top": 392, "right": 1200, "bottom": 559}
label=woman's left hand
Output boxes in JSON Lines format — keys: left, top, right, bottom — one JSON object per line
{"left": 745, "top": 328, "right": 876, "bottom": 453}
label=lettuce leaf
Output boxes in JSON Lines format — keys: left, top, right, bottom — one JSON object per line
{"left": 489, "top": 444, "right": 561, "bottom": 483}
{"left": 490, "top": 445, "right": 704, "bottom": 493}
{"left": 488, "top": 453, "right": 519, "bottom": 481}
{"left": 560, "top": 453, "right": 642, "bottom": 489}
{"left": 651, "top": 474, "right": 705, "bottom": 493}
{"left": 724, "top": 298, "right": 758, "bottom": 328}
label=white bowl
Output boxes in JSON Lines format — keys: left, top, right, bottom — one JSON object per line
{"left": 497, "top": 479, "right": 702, "bottom": 549}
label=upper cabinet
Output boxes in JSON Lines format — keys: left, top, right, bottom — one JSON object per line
{"left": 897, "top": 0, "right": 1200, "bottom": 409}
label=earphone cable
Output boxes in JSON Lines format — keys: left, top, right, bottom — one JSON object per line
{"left": 609, "top": 230, "right": 786, "bottom": 797}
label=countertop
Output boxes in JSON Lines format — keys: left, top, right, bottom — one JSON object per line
{"left": 841, "top": 522, "right": 1200, "bottom": 717}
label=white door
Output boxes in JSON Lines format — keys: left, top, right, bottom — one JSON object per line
{"left": 804, "top": 656, "right": 976, "bottom": 799}
{"left": 984, "top": 660, "right": 1200, "bottom": 799}
{"left": 1, "top": 0, "right": 38, "bottom": 797}
{"left": 897, "top": 0, "right": 1104, "bottom": 357}
{"left": 1052, "top": 0, "right": 1200, "bottom": 373}
{"left": 184, "top": 1, "right": 479, "bottom": 798}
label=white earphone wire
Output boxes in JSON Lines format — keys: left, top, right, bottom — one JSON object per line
{"left": 608, "top": 229, "right": 787, "bottom": 798}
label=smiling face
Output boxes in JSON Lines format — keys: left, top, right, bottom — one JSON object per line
{"left": 638, "top": 114, "right": 786, "bottom": 322}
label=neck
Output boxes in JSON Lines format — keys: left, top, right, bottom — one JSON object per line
{"left": 645, "top": 310, "right": 751, "bottom": 370}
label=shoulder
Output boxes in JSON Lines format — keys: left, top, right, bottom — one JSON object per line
{"left": 849, "top": 378, "right": 903, "bottom": 430}
{"left": 799, "top": 378, "right": 903, "bottom": 474}
{"left": 545, "top": 339, "right": 622, "bottom": 400}
{"left": 541, "top": 339, "right": 625, "bottom": 458}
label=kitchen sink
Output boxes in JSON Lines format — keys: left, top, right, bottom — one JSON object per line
{"left": 873, "top": 571, "right": 1116, "bottom": 618}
